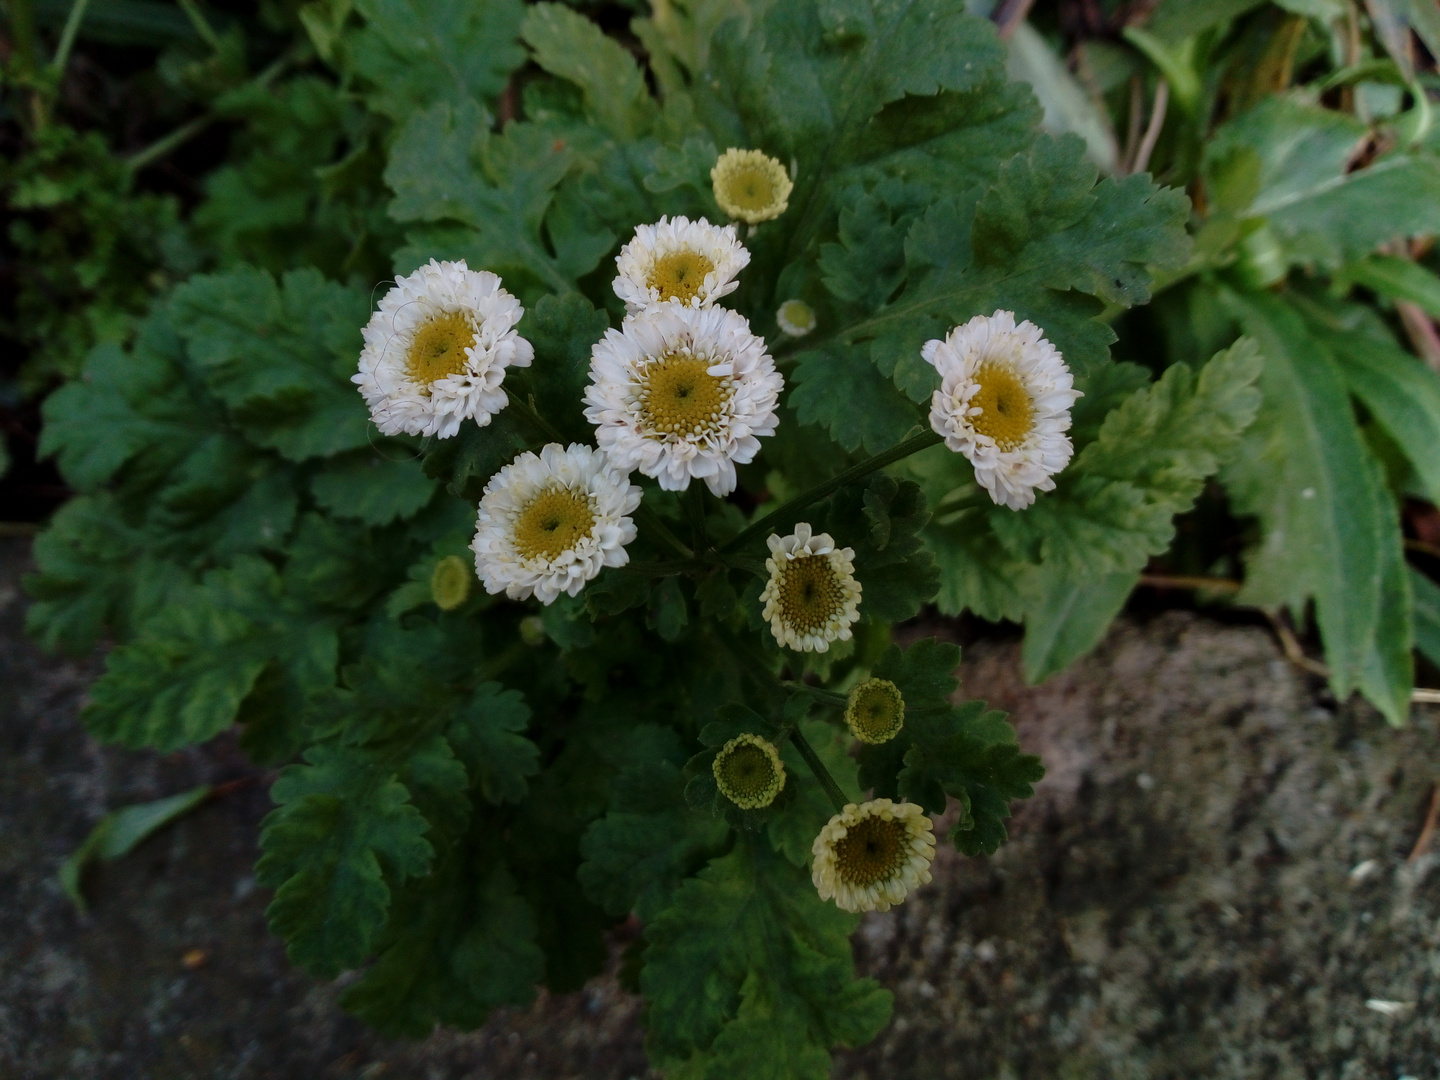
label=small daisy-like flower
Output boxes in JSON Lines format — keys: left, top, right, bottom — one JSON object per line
{"left": 712, "top": 733, "right": 787, "bottom": 809}
{"left": 812, "top": 799, "right": 936, "bottom": 913}
{"left": 776, "top": 299, "right": 816, "bottom": 338}
{"left": 711, "top": 148, "right": 793, "bottom": 224}
{"left": 613, "top": 216, "right": 750, "bottom": 314}
{"left": 353, "top": 259, "right": 533, "bottom": 439}
{"left": 845, "top": 679, "right": 905, "bottom": 745}
{"left": 583, "top": 302, "right": 782, "bottom": 496}
{"left": 759, "top": 523, "right": 862, "bottom": 653}
{"left": 430, "top": 555, "right": 473, "bottom": 611}
{"left": 471, "top": 443, "right": 641, "bottom": 605}
{"left": 923, "top": 310, "right": 1082, "bottom": 511}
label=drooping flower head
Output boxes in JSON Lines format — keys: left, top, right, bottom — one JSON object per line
{"left": 812, "top": 799, "right": 936, "bottom": 913}
{"left": 711, "top": 148, "right": 793, "bottom": 224}
{"left": 712, "top": 733, "right": 787, "bottom": 809}
{"left": 430, "top": 554, "right": 473, "bottom": 611}
{"left": 922, "top": 310, "right": 1081, "bottom": 510}
{"left": 759, "top": 523, "right": 862, "bottom": 653}
{"left": 584, "top": 302, "right": 782, "bottom": 496}
{"left": 613, "top": 216, "right": 750, "bottom": 314}
{"left": 776, "top": 298, "right": 816, "bottom": 338}
{"left": 845, "top": 678, "right": 905, "bottom": 745}
{"left": 354, "top": 259, "right": 533, "bottom": 439}
{"left": 471, "top": 443, "right": 641, "bottom": 605}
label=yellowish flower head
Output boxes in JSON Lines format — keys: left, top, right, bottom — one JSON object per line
{"left": 430, "top": 554, "right": 473, "bottom": 611}
{"left": 711, "top": 148, "right": 793, "bottom": 224}
{"left": 776, "top": 299, "right": 816, "bottom": 338}
{"left": 845, "top": 678, "right": 905, "bottom": 744}
{"left": 812, "top": 799, "right": 935, "bottom": 913}
{"left": 713, "top": 733, "right": 786, "bottom": 809}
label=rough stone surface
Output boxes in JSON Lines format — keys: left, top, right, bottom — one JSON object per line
{"left": 3, "top": 537, "right": 1437, "bottom": 1078}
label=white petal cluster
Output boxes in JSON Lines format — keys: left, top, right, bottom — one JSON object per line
{"left": 353, "top": 259, "right": 533, "bottom": 439}
{"left": 759, "top": 523, "right": 862, "bottom": 653}
{"left": 812, "top": 799, "right": 936, "bottom": 913}
{"left": 584, "top": 301, "right": 782, "bottom": 496}
{"left": 923, "top": 310, "right": 1081, "bottom": 510}
{"left": 613, "top": 216, "right": 750, "bottom": 314}
{"left": 471, "top": 443, "right": 641, "bottom": 605}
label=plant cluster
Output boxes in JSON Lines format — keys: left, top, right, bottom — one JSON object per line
{"left": 14, "top": 0, "right": 1440, "bottom": 1074}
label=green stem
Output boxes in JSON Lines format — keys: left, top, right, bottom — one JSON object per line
{"left": 124, "top": 44, "right": 299, "bottom": 174}
{"left": 722, "top": 429, "right": 942, "bottom": 554}
{"left": 781, "top": 681, "right": 849, "bottom": 707}
{"left": 507, "top": 393, "right": 567, "bottom": 444}
{"left": 789, "top": 727, "right": 849, "bottom": 814}
{"left": 176, "top": 0, "right": 222, "bottom": 52}
{"left": 7, "top": 0, "right": 39, "bottom": 78}
{"left": 125, "top": 114, "right": 213, "bottom": 174}
{"left": 635, "top": 504, "right": 694, "bottom": 560}
{"left": 49, "top": 0, "right": 93, "bottom": 79}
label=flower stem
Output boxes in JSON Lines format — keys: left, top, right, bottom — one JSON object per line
{"left": 50, "top": 0, "right": 94, "bottom": 81}
{"left": 789, "top": 727, "right": 849, "bottom": 815}
{"left": 635, "top": 503, "right": 694, "bottom": 560}
{"left": 721, "top": 429, "right": 942, "bottom": 553}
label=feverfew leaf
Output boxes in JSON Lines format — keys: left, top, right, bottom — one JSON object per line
{"left": 348, "top": 0, "right": 527, "bottom": 122}
{"left": 521, "top": 4, "right": 658, "bottom": 140}
{"left": 1412, "top": 567, "right": 1440, "bottom": 670}
{"left": 340, "top": 840, "right": 544, "bottom": 1036}
{"left": 578, "top": 757, "right": 729, "bottom": 920}
{"left": 642, "top": 838, "right": 891, "bottom": 1078}
{"left": 168, "top": 267, "right": 372, "bottom": 461}
{"left": 256, "top": 741, "right": 441, "bottom": 977}
{"left": 84, "top": 557, "right": 338, "bottom": 752}
{"left": 447, "top": 683, "right": 539, "bottom": 806}
{"left": 311, "top": 449, "right": 438, "bottom": 526}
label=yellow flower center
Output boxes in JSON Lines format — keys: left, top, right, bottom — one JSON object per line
{"left": 834, "top": 815, "right": 908, "bottom": 887}
{"left": 638, "top": 353, "right": 732, "bottom": 439}
{"left": 775, "top": 555, "right": 846, "bottom": 633}
{"left": 846, "top": 679, "right": 905, "bottom": 744}
{"left": 407, "top": 310, "right": 477, "bottom": 387}
{"left": 430, "top": 554, "right": 473, "bottom": 611}
{"left": 648, "top": 249, "right": 716, "bottom": 304}
{"left": 513, "top": 486, "right": 595, "bottom": 561}
{"left": 713, "top": 735, "right": 784, "bottom": 809}
{"left": 722, "top": 165, "right": 775, "bottom": 213}
{"left": 968, "top": 361, "right": 1034, "bottom": 451}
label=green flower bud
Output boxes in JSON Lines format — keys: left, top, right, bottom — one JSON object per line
{"left": 713, "top": 733, "right": 786, "bottom": 809}
{"left": 430, "top": 555, "right": 473, "bottom": 611}
{"left": 845, "top": 678, "right": 905, "bottom": 745}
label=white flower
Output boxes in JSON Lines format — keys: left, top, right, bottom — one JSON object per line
{"left": 471, "top": 443, "right": 641, "bottom": 605}
{"left": 711, "top": 148, "right": 793, "bottom": 224}
{"left": 353, "top": 259, "right": 533, "bottom": 439}
{"left": 922, "top": 310, "right": 1081, "bottom": 510}
{"left": 776, "top": 299, "right": 815, "bottom": 338}
{"left": 583, "top": 302, "right": 782, "bottom": 496}
{"left": 613, "top": 216, "right": 750, "bottom": 314}
{"left": 812, "top": 799, "right": 936, "bottom": 913}
{"left": 759, "top": 523, "right": 862, "bottom": 653}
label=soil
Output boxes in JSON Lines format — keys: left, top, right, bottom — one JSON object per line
{"left": 2, "top": 534, "right": 1437, "bottom": 1079}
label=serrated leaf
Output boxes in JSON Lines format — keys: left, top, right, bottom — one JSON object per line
{"left": 1020, "top": 567, "right": 1137, "bottom": 684}
{"left": 169, "top": 267, "right": 372, "bottom": 461}
{"left": 311, "top": 449, "right": 438, "bottom": 526}
{"left": 24, "top": 494, "right": 190, "bottom": 654}
{"left": 1218, "top": 291, "right": 1385, "bottom": 699}
{"left": 789, "top": 343, "right": 921, "bottom": 453}
{"left": 521, "top": 4, "right": 658, "bottom": 140}
{"left": 1355, "top": 463, "right": 1413, "bottom": 726}
{"left": 348, "top": 0, "right": 527, "bottom": 121}
{"left": 642, "top": 838, "right": 891, "bottom": 1076}
{"left": 83, "top": 557, "right": 338, "bottom": 751}
{"left": 447, "top": 683, "right": 539, "bottom": 805}
{"left": 340, "top": 841, "right": 544, "bottom": 1036}
{"left": 871, "top": 636, "right": 962, "bottom": 707}
{"left": 579, "top": 758, "right": 729, "bottom": 920}
{"left": 257, "top": 741, "right": 439, "bottom": 977}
